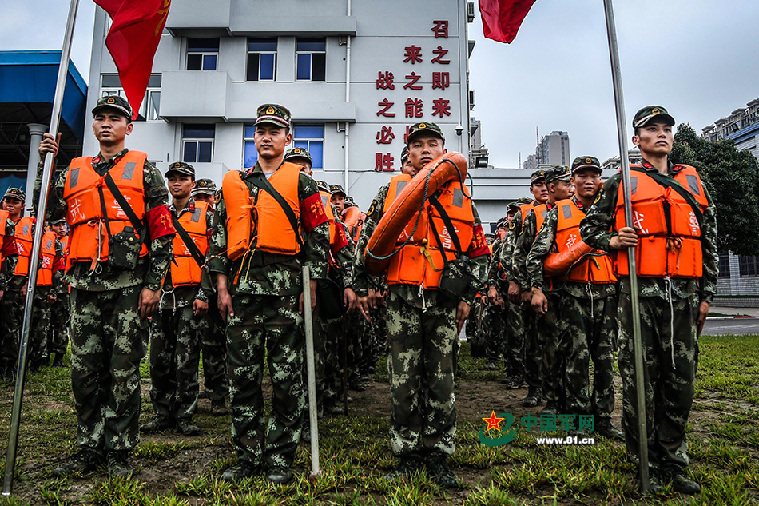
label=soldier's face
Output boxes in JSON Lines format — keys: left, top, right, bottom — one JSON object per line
{"left": 331, "top": 194, "right": 345, "bottom": 213}
{"left": 291, "top": 159, "right": 312, "bottom": 176}
{"left": 531, "top": 181, "right": 548, "bottom": 203}
{"left": 193, "top": 193, "right": 216, "bottom": 206}
{"left": 168, "top": 175, "right": 195, "bottom": 199}
{"left": 92, "top": 111, "right": 132, "bottom": 145}
{"left": 408, "top": 135, "right": 445, "bottom": 171}
{"left": 401, "top": 158, "right": 415, "bottom": 176}
{"left": 633, "top": 121, "right": 673, "bottom": 157}
{"left": 255, "top": 124, "right": 292, "bottom": 160}
{"left": 550, "top": 180, "right": 573, "bottom": 201}
{"left": 51, "top": 222, "right": 68, "bottom": 237}
{"left": 2, "top": 197, "right": 23, "bottom": 218}
{"left": 571, "top": 170, "right": 602, "bottom": 200}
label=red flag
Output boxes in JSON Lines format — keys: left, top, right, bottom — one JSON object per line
{"left": 95, "top": 0, "right": 171, "bottom": 118}
{"left": 479, "top": 0, "right": 537, "bottom": 43}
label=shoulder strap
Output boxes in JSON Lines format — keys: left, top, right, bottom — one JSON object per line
{"left": 247, "top": 173, "right": 304, "bottom": 246}
{"left": 103, "top": 172, "right": 147, "bottom": 235}
{"left": 428, "top": 194, "right": 464, "bottom": 258}
{"left": 631, "top": 166, "right": 703, "bottom": 229}
{"left": 172, "top": 212, "right": 206, "bottom": 267}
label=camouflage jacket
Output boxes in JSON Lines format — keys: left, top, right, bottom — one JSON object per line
{"left": 527, "top": 196, "right": 616, "bottom": 299}
{"left": 332, "top": 213, "right": 355, "bottom": 289}
{"left": 580, "top": 160, "right": 718, "bottom": 303}
{"left": 207, "top": 162, "right": 329, "bottom": 296}
{"left": 35, "top": 149, "right": 173, "bottom": 292}
{"left": 0, "top": 217, "right": 17, "bottom": 292}
{"left": 352, "top": 182, "right": 489, "bottom": 306}
{"left": 487, "top": 235, "right": 507, "bottom": 289}
{"left": 512, "top": 202, "right": 555, "bottom": 292}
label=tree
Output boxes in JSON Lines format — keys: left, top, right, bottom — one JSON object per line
{"left": 670, "top": 123, "right": 759, "bottom": 256}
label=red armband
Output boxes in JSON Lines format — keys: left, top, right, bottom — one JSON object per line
{"left": 53, "top": 255, "right": 66, "bottom": 273}
{"left": 146, "top": 205, "right": 176, "bottom": 240}
{"left": 467, "top": 224, "right": 490, "bottom": 259}
{"left": 2, "top": 236, "right": 18, "bottom": 257}
{"left": 301, "top": 193, "right": 329, "bottom": 232}
{"left": 331, "top": 223, "right": 350, "bottom": 255}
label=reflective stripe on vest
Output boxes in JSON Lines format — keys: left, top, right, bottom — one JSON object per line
{"left": 63, "top": 151, "right": 149, "bottom": 264}
{"left": 171, "top": 201, "right": 209, "bottom": 287}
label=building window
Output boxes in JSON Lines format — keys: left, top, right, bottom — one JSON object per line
{"left": 187, "top": 38, "right": 219, "bottom": 70}
{"left": 293, "top": 125, "right": 324, "bottom": 169}
{"left": 101, "top": 74, "right": 161, "bottom": 121}
{"left": 183, "top": 124, "right": 215, "bottom": 163}
{"left": 296, "top": 38, "right": 326, "bottom": 81}
{"left": 738, "top": 255, "right": 759, "bottom": 277}
{"left": 243, "top": 125, "right": 258, "bottom": 168}
{"left": 718, "top": 253, "right": 731, "bottom": 278}
{"left": 247, "top": 38, "right": 277, "bottom": 81}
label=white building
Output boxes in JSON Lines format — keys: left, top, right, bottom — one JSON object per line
{"left": 86, "top": 0, "right": 477, "bottom": 210}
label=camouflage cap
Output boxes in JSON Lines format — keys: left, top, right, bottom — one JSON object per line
{"left": 530, "top": 169, "right": 547, "bottom": 184}
{"left": 329, "top": 184, "right": 346, "bottom": 197}
{"left": 284, "top": 147, "right": 312, "bottom": 164}
{"left": 256, "top": 104, "right": 291, "bottom": 128}
{"left": 406, "top": 122, "right": 445, "bottom": 145}
{"left": 633, "top": 105, "right": 675, "bottom": 129}
{"left": 516, "top": 196, "right": 534, "bottom": 205}
{"left": 316, "top": 180, "right": 330, "bottom": 193}
{"left": 3, "top": 187, "right": 25, "bottom": 202}
{"left": 571, "top": 156, "right": 602, "bottom": 174}
{"left": 506, "top": 201, "right": 521, "bottom": 212}
{"left": 192, "top": 178, "right": 217, "bottom": 195}
{"left": 400, "top": 145, "right": 409, "bottom": 163}
{"left": 165, "top": 161, "right": 195, "bottom": 178}
{"left": 344, "top": 196, "right": 356, "bottom": 208}
{"left": 546, "top": 165, "right": 571, "bottom": 184}
{"left": 50, "top": 217, "right": 67, "bottom": 225}
{"left": 496, "top": 217, "right": 509, "bottom": 229}
{"left": 92, "top": 95, "right": 133, "bottom": 119}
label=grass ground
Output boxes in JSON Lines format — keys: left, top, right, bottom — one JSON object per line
{"left": 0, "top": 333, "right": 757, "bottom": 505}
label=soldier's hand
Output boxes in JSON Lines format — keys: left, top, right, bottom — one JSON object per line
{"left": 0, "top": 290, "right": 4, "bottom": 301}
{"left": 610, "top": 227, "right": 639, "bottom": 249}
{"left": 217, "top": 289, "right": 234, "bottom": 321}
{"left": 696, "top": 300, "right": 710, "bottom": 337}
{"left": 138, "top": 287, "right": 160, "bottom": 319}
{"left": 299, "top": 279, "right": 317, "bottom": 314}
{"left": 343, "top": 288, "right": 357, "bottom": 312}
{"left": 531, "top": 288, "right": 548, "bottom": 315}
{"left": 357, "top": 296, "right": 372, "bottom": 323}
{"left": 487, "top": 285, "right": 499, "bottom": 303}
{"left": 38, "top": 132, "right": 61, "bottom": 159}
{"left": 20, "top": 282, "right": 28, "bottom": 300}
{"left": 455, "top": 301, "right": 471, "bottom": 334}
{"left": 507, "top": 281, "right": 520, "bottom": 304}
{"left": 193, "top": 298, "right": 208, "bottom": 316}
{"left": 520, "top": 290, "right": 531, "bottom": 304}
{"left": 47, "top": 294, "right": 57, "bottom": 305}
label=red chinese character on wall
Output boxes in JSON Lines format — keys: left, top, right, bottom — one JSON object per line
{"left": 403, "top": 125, "right": 411, "bottom": 144}
{"left": 376, "top": 126, "right": 395, "bottom": 144}
{"left": 405, "top": 98, "right": 423, "bottom": 118}
{"left": 403, "top": 45, "right": 423, "bottom": 64}
{"left": 376, "top": 71, "right": 395, "bottom": 90}
{"left": 432, "top": 72, "right": 450, "bottom": 90}
{"left": 375, "top": 153, "right": 395, "bottom": 172}
{"left": 432, "top": 98, "right": 451, "bottom": 118}
{"left": 432, "top": 20, "right": 449, "bottom": 38}
{"left": 376, "top": 98, "right": 395, "bottom": 118}
{"left": 431, "top": 46, "right": 450, "bottom": 64}
{"left": 403, "top": 72, "right": 423, "bottom": 91}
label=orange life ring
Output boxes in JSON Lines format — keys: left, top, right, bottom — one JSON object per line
{"left": 543, "top": 242, "right": 593, "bottom": 277}
{"left": 365, "top": 152, "right": 468, "bottom": 277}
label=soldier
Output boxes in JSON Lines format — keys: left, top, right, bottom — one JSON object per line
{"left": 142, "top": 162, "right": 211, "bottom": 436}
{"left": 484, "top": 217, "right": 510, "bottom": 370}
{"left": 192, "top": 178, "right": 229, "bottom": 415}
{"left": 354, "top": 122, "right": 489, "bottom": 487}
{"left": 0, "top": 199, "right": 15, "bottom": 378}
{"left": 209, "top": 104, "right": 330, "bottom": 484}
{"left": 284, "top": 147, "right": 313, "bottom": 176}
{"left": 37, "top": 95, "right": 175, "bottom": 478}
{"left": 581, "top": 106, "right": 717, "bottom": 494}
{"left": 48, "top": 217, "right": 70, "bottom": 368}
{"left": 526, "top": 156, "right": 624, "bottom": 440}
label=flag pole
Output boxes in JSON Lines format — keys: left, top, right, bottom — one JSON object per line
{"left": 601, "top": 0, "right": 649, "bottom": 493}
{"left": 2, "top": 0, "right": 80, "bottom": 495}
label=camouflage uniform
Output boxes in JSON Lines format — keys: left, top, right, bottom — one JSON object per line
{"left": 49, "top": 232, "right": 70, "bottom": 366}
{"left": 498, "top": 215, "right": 526, "bottom": 384}
{"left": 36, "top": 149, "right": 173, "bottom": 455}
{"left": 580, "top": 159, "right": 718, "bottom": 481}
{"left": 484, "top": 234, "right": 508, "bottom": 366}
{"left": 208, "top": 162, "right": 329, "bottom": 471}
{"left": 0, "top": 222, "right": 20, "bottom": 378}
{"left": 527, "top": 196, "right": 617, "bottom": 421}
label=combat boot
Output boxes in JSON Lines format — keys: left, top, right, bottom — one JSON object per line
{"left": 267, "top": 466, "right": 293, "bottom": 484}
{"left": 540, "top": 400, "right": 559, "bottom": 417}
{"left": 140, "top": 416, "right": 174, "bottom": 433}
{"left": 52, "top": 353, "right": 64, "bottom": 368}
{"left": 53, "top": 448, "right": 104, "bottom": 476}
{"left": 663, "top": 468, "right": 701, "bottom": 495}
{"left": 426, "top": 454, "right": 459, "bottom": 488}
{"left": 107, "top": 450, "right": 134, "bottom": 478}
{"left": 176, "top": 418, "right": 201, "bottom": 436}
{"left": 522, "top": 386, "right": 542, "bottom": 407}
{"left": 211, "top": 398, "right": 229, "bottom": 416}
{"left": 221, "top": 459, "right": 260, "bottom": 482}
{"left": 384, "top": 456, "right": 422, "bottom": 481}
{"left": 595, "top": 418, "right": 624, "bottom": 441}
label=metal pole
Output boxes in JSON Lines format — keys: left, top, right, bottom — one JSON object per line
{"left": 302, "top": 266, "right": 321, "bottom": 477}
{"left": 601, "top": 0, "right": 649, "bottom": 493}
{"left": 2, "top": 0, "right": 80, "bottom": 495}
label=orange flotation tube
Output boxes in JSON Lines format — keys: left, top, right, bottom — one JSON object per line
{"left": 365, "top": 152, "right": 468, "bottom": 277}
{"left": 342, "top": 206, "right": 360, "bottom": 229}
{"left": 543, "top": 242, "right": 593, "bottom": 277}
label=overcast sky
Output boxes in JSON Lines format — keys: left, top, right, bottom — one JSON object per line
{"left": 2, "top": 1, "right": 758, "bottom": 169}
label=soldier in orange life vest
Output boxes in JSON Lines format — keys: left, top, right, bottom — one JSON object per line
{"left": 581, "top": 106, "right": 718, "bottom": 494}
{"left": 0, "top": 197, "right": 16, "bottom": 373}
{"left": 526, "top": 156, "right": 624, "bottom": 441}
{"left": 48, "top": 217, "right": 70, "bottom": 368}
{"left": 37, "top": 95, "right": 175, "bottom": 478}
{"left": 354, "top": 122, "right": 489, "bottom": 487}
{"left": 209, "top": 104, "right": 330, "bottom": 484}
{"left": 0, "top": 188, "right": 26, "bottom": 380}
{"left": 142, "top": 162, "right": 211, "bottom": 437}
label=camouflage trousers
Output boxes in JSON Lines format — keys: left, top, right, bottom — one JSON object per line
{"left": 149, "top": 299, "right": 208, "bottom": 421}
{"left": 0, "top": 277, "right": 25, "bottom": 373}
{"left": 504, "top": 297, "right": 525, "bottom": 377}
{"left": 49, "top": 293, "right": 70, "bottom": 356}
{"left": 618, "top": 289, "right": 699, "bottom": 474}
{"left": 202, "top": 299, "right": 228, "bottom": 400}
{"left": 386, "top": 289, "right": 457, "bottom": 458}
{"left": 30, "top": 286, "right": 52, "bottom": 366}
{"left": 523, "top": 301, "right": 543, "bottom": 389}
{"left": 313, "top": 307, "right": 345, "bottom": 408}
{"left": 227, "top": 293, "right": 305, "bottom": 468}
{"left": 540, "top": 292, "right": 563, "bottom": 405}
{"left": 557, "top": 293, "right": 616, "bottom": 418}
{"left": 484, "top": 303, "right": 507, "bottom": 362}
{"left": 371, "top": 304, "right": 388, "bottom": 357}
{"left": 69, "top": 286, "right": 146, "bottom": 451}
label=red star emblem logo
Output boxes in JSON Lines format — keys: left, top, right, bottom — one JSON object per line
{"left": 482, "top": 410, "right": 505, "bottom": 432}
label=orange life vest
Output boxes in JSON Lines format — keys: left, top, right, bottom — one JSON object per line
{"left": 171, "top": 201, "right": 210, "bottom": 287}
{"left": 0, "top": 209, "right": 8, "bottom": 265}
{"left": 13, "top": 217, "right": 35, "bottom": 277}
{"left": 36, "top": 231, "right": 57, "bottom": 286}
{"left": 546, "top": 199, "right": 616, "bottom": 284}
{"left": 519, "top": 203, "right": 535, "bottom": 226}
{"left": 222, "top": 163, "right": 302, "bottom": 260}
{"left": 384, "top": 174, "right": 475, "bottom": 289}
{"left": 342, "top": 206, "right": 364, "bottom": 242}
{"left": 614, "top": 165, "right": 709, "bottom": 279}
{"left": 533, "top": 204, "right": 548, "bottom": 232}
{"left": 63, "top": 151, "right": 149, "bottom": 265}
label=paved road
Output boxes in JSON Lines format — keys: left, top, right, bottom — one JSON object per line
{"left": 702, "top": 318, "right": 759, "bottom": 336}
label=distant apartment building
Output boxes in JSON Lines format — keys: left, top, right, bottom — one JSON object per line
{"left": 702, "top": 98, "right": 759, "bottom": 162}
{"left": 523, "top": 130, "right": 570, "bottom": 170}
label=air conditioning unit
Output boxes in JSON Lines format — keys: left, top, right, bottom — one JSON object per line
{"left": 467, "top": 2, "right": 476, "bottom": 23}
